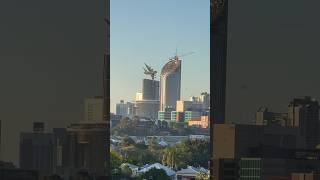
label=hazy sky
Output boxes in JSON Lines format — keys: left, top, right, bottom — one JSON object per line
{"left": 0, "top": 0, "right": 105, "bottom": 165}
{"left": 110, "top": 0, "right": 210, "bottom": 113}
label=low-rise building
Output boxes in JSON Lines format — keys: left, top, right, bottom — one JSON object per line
{"left": 176, "top": 166, "right": 209, "bottom": 180}
{"left": 138, "top": 163, "right": 176, "bottom": 180}
{"left": 188, "top": 116, "right": 209, "bottom": 128}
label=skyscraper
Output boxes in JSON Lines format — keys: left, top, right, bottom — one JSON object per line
{"left": 211, "top": 0, "right": 228, "bottom": 124}
{"left": 160, "top": 56, "right": 182, "bottom": 111}
{"left": 211, "top": 0, "right": 228, "bottom": 177}
{"left": 135, "top": 77, "right": 160, "bottom": 119}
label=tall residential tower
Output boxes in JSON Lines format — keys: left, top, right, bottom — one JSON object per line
{"left": 160, "top": 56, "right": 182, "bottom": 111}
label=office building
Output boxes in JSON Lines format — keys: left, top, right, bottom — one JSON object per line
{"left": 211, "top": 0, "right": 228, "bottom": 124}
{"left": 116, "top": 100, "right": 127, "bottom": 116}
{"left": 212, "top": 158, "right": 238, "bottom": 180}
{"left": 66, "top": 121, "right": 107, "bottom": 176}
{"left": 142, "top": 79, "right": 159, "bottom": 100}
{"left": 184, "top": 111, "right": 201, "bottom": 122}
{"left": 288, "top": 96, "right": 320, "bottom": 149}
{"left": 158, "top": 111, "right": 172, "bottom": 121}
{"left": 176, "top": 100, "right": 193, "bottom": 112}
{"left": 256, "top": 107, "right": 288, "bottom": 126}
{"left": 0, "top": 169, "right": 39, "bottom": 180}
{"left": 116, "top": 100, "right": 134, "bottom": 117}
{"left": 127, "top": 102, "right": 136, "bottom": 117}
{"left": 135, "top": 100, "right": 159, "bottom": 119}
{"left": 212, "top": 124, "right": 303, "bottom": 160}
{"left": 19, "top": 122, "right": 55, "bottom": 176}
{"left": 291, "top": 172, "right": 320, "bottom": 180}
{"left": 84, "top": 96, "right": 103, "bottom": 122}
{"left": 135, "top": 92, "right": 143, "bottom": 101}
{"left": 200, "top": 92, "right": 210, "bottom": 110}
{"left": 176, "top": 100, "right": 202, "bottom": 112}
{"left": 170, "top": 111, "right": 185, "bottom": 122}
{"left": 160, "top": 56, "right": 181, "bottom": 111}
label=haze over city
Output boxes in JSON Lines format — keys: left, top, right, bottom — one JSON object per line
{"left": 110, "top": 0, "right": 210, "bottom": 113}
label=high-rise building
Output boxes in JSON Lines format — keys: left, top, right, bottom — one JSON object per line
{"left": 116, "top": 100, "right": 128, "bottom": 116}
{"left": 160, "top": 56, "right": 181, "bottom": 111}
{"left": 200, "top": 92, "right": 210, "bottom": 110}
{"left": 288, "top": 96, "right": 320, "bottom": 149}
{"left": 19, "top": 122, "right": 55, "bottom": 176}
{"left": 127, "top": 102, "right": 136, "bottom": 118}
{"left": 133, "top": 67, "right": 160, "bottom": 119}
{"left": 211, "top": 0, "right": 228, "bottom": 124}
{"left": 66, "top": 122, "right": 107, "bottom": 176}
{"left": 84, "top": 96, "right": 103, "bottom": 122}
{"left": 142, "top": 79, "right": 160, "bottom": 100}
{"left": 211, "top": 0, "right": 228, "bottom": 175}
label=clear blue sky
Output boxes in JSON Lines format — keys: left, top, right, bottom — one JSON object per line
{"left": 110, "top": 0, "right": 210, "bottom": 113}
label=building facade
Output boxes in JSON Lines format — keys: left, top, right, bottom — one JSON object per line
{"left": 288, "top": 96, "right": 320, "bottom": 149}
{"left": 211, "top": 0, "right": 228, "bottom": 124}
{"left": 66, "top": 122, "right": 107, "bottom": 177}
{"left": 84, "top": 96, "right": 103, "bottom": 122}
{"left": 135, "top": 100, "right": 159, "bottom": 119}
{"left": 142, "top": 79, "right": 160, "bottom": 100}
{"left": 19, "top": 123, "right": 55, "bottom": 176}
{"left": 160, "top": 57, "right": 181, "bottom": 111}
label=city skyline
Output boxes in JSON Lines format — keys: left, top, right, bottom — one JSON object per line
{"left": 110, "top": 0, "right": 210, "bottom": 113}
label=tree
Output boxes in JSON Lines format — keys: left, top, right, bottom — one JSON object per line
{"left": 140, "top": 168, "right": 171, "bottom": 180}
{"left": 110, "top": 150, "right": 123, "bottom": 170}
{"left": 196, "top": 171, "right": 210, "bottom": 180}
{"left": 161, "top": 144, "right": 191, "bottom": 170}
{"left": 148, "top": 137, "right": 160, "bottom": 152}
{"left": 185, "top": 140, "right": 210, "bottom": 168}
{"left": 120, "top": 165, "right": 133, "bottom": 178}
{"left": 162, "top": 139, "right": 210, "bottom": 170}
{"left": 121, "top": 136, "right": 135, "bottom": 147}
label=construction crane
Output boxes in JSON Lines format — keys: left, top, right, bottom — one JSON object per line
{"left": 143, "top": 63, "right": 157, "bottom": 80}
{"left": 170, "top": 51, "right": 195, "bottom": 61}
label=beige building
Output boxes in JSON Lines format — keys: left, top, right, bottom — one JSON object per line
{"left": 188, "top": 116, "right": 209, "bottom": 128}
{"left": 84, "top": 96, "right": 103, "bottom": 122}
{"left": 176, "top": 100, "right": 192, "bottom": 112}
